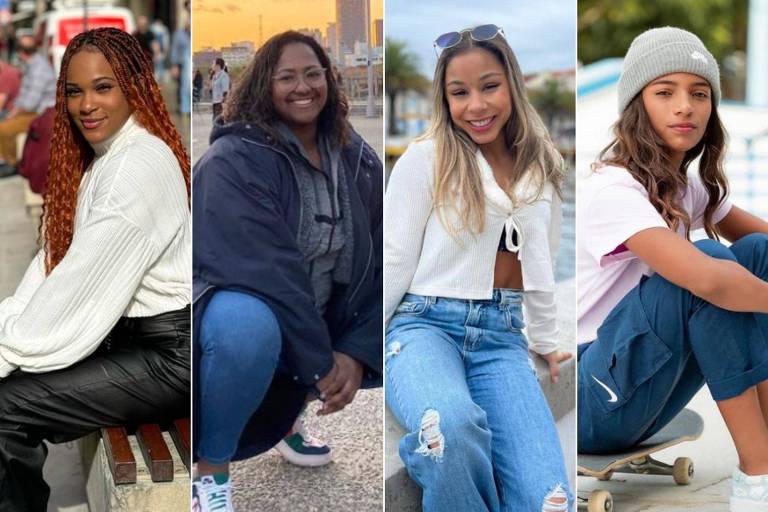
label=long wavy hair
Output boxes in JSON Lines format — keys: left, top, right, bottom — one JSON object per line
{"left": 43, "top": 28, "right": 190, "bottom": 274}
{"left": 222, "top": 30, "right": 349, "bottom": 147}
{"left": 420, "top": 32, "right": 565, "bottom": 237}
{"left": 595, "top": 94, "right": 728, "bottom": 240}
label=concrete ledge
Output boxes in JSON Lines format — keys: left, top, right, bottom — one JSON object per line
{"left": 385, "top": 279, "right": 576, "bottom": 510}
{"left": 79, "top": 431, "right": 190, "bottom": 512}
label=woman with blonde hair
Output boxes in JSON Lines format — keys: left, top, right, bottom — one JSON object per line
{"left": 385, "top": 24, "right": 572, "bottom": 511}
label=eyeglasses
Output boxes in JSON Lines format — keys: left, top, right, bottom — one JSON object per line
{"left": 433, "top": 24, "right": 505, "bottom": 55}
{"left": 272, "top": 67, "right": 327, "bottom": 91}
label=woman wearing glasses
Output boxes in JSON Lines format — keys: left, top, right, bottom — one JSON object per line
{"left": 385, "top": 25, "right": 572, "bottom": 511}
{"left": 192, "top": 31, "right": 382, "bottom": 511}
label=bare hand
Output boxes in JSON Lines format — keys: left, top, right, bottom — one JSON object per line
{"left": 318, "top": 352, "right": 363, "bottom": 416}
{"left": 540, "top": 350, "right": 572, "bottom": 384}
{"left": 315, "top": 360, "right": 339, "bottom": 398}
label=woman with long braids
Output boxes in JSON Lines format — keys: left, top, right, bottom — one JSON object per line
{"left": 577, "top": 27, "right": 768, "bottom": 511}
{"left": 0, "top": 28, "right": 190, "bottom": 511}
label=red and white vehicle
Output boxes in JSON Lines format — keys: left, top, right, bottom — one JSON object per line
{"left": 32, "top": 0, "right": 136, "bottom": 74}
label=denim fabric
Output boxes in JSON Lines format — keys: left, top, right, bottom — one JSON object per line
{"left": 579, "top": 234, "right": 768, "bottom": 454}
{"left": 196, "top": 290, "right": 282, "bottom": 464}
{"left": 386, "top": 289, "right": 572, "bottom": 512}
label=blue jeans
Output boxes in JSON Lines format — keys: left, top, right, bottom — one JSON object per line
{"left": 196, "top": 290, "right": 282, "bottom": 464}
{"left": 579, "top": 234, "right": 768, "bottom": 454}
{"left": 386, "top": 289, "right": 572, "bottom": 512}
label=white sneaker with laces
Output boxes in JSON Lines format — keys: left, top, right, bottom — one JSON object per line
{"left": 192, "top": 474, "right": 234, "bottom": 512}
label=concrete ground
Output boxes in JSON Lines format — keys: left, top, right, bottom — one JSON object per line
{"left": 578, "top": 388, "right": 737, "bottom": 511}
{"left": 228, "top": 389, "right": 383, "bottom": 511}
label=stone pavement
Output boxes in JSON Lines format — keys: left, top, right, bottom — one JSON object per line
{"left": 230, "top": 389, "right": 383, "bottom": 511}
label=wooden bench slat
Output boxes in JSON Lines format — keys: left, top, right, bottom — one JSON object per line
{"left": 136, "top": 424, "right": 174, "bottom": 482}
{"left": 101, "top": 427, "right": 136, "bottom": 484}
{"left": 170, "top": 418, "right": 191, "bottom": 473}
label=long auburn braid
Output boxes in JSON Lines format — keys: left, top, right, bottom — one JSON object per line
{"left": 43, "top": 27, "right": 190, "bottom": 274}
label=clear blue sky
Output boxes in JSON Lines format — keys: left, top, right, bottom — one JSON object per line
{"left": 386, "top": 0, "right": 576, "bottom": 77}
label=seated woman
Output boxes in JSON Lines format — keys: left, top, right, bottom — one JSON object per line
{"left": 0, "top": 28, "right": 190, "bottom": 511}
{"left": 577, "top": 27, "right": 768, "bottom": 512}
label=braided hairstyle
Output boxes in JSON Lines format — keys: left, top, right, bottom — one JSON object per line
{"left": 43, "top": 27, "right": 190, "bottom": 274}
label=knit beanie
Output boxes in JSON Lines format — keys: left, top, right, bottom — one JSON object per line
{"left": 617, "top": 27, "right": 720, "bottom": 113}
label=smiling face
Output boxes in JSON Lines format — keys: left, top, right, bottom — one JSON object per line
{"left": 443, "top": 47, "right": 512, "bottom": 147}
{"left": 65, "top": 48, "right": 132, "bottom": 145}
{"left": 641, "top": 72, "right": 712, "bottom": 162}
{"left": 271, "top": 42, "right": 328, "bottom": 131}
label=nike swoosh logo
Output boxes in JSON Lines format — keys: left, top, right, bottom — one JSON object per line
{"left": 592, "top": 375, "right": 618, "bottom": 403}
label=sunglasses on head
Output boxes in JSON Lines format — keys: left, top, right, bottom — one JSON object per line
{"left": 433, "top": 24, "right": 505, "bottom": 55}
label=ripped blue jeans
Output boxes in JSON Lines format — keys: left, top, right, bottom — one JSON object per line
{"left": 385, "top": 289, "right": 572, "bottom": 512}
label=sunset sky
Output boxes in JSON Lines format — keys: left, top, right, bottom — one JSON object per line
{"left": 193, "top": 0, "right": 384, "bottom": 51}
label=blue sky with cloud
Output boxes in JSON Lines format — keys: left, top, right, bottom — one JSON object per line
{"left": 386, "top": 0, "right": 576, "bottom": 77}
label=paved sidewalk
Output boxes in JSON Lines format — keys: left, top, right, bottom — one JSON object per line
{"left": 229, "top": 389, "right": 383, "bottom": 511}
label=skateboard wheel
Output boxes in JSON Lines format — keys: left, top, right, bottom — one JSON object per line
{"left": 587, "top": 490, "right": 613, "bottom": 512}
{"left": 673, "top": 457, "right": 694, "bottom": 485}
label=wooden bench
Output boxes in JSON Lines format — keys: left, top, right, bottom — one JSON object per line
{"left": 79, "top": 419, "right": 191, "bottom": 511}
{"left": 102, "top": 419, "right": 190, "bottom": 484}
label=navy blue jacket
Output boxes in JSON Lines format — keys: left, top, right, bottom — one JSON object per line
{"left": 192, "top": 121, "right": 383, "bottom": 460}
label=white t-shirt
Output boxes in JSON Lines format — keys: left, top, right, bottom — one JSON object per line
{"left": 577, "top": 165, "right": 732, "bottom": 343}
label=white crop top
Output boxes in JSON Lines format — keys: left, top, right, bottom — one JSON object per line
{"left": 385, "top": 138, "right": 562, "bottom": 355}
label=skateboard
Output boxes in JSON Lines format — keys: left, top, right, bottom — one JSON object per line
{"left": 577, "top": 408, "right": 704, "bottom": 512}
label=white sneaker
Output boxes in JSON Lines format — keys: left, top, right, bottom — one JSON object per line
{"left": 192, "top": 474, "right": 234, "bottom": 512}
{"left": 731, "top": 467, "right": 768, "bottom": 511}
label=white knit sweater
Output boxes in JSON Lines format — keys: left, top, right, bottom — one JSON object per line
{"left": 385, "top": 138, "right": 561, "bottom": 355}
{"left": 0, "top": 116, "right": 190, "bottom": 377}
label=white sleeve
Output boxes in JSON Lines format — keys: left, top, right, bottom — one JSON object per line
{"left": 0, "top": 142, "right": 184, "bottom": 377}
{"left": 584, "top": 183, "right": 668, "bottom": 266}
{"left": 384, "top": 142, "right": 434, "bottom": 325}
{"left": 524, "top": 189, "right": 561, "bottom": 355}
{"left": 523, "top": 290, "right": 558, "bottom": 355}
{"left": 0, "top": 211, "right": 157, "bottom": 376}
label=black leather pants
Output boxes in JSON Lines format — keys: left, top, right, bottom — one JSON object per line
{"left": 0, "top": 305, "right": 190, "bottom": 512}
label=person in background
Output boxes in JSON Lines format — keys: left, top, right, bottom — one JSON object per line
{"left": 150, "top": 17, "right": 170, "bottom": 83}
{"left": 193, "top": 69, "right": 203, "bottom": 103}
{"left": 170, "top": 1, "right": 191, "bottom": 116}
{"left": 133, "top": 15, "right": 159, "bottom": 64}
{"left": 210, "top": 57, "right": 229, "bottom": 122}
{"left": 0, "top": 59, "right": 21, "bottom": 119}
{"left": 0, "top": 34, "right": 55, "bottom": 178}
